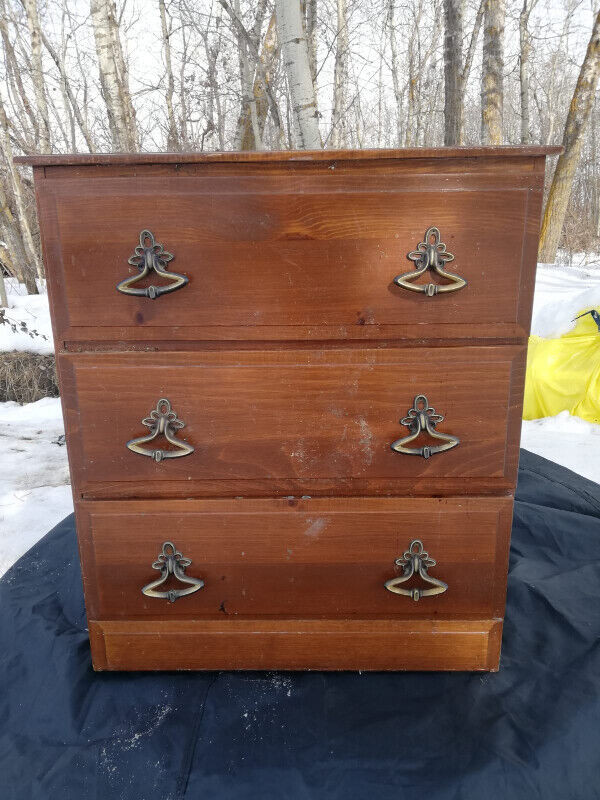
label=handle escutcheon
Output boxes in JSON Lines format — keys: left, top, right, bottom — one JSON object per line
{"left": 117, "top": 229, "right": 188, "bottom": 299}
{"left": 393, "top": 226, "right": 466, "bottom": 296}
{"left": 142, "top": 541, "right": 204, "bottom": 603}
{"left": 126, "top": 398, "right": 194, "bottom": 462}
{"left": 391, "top": 394, "right": 459, "bottom": 459}
{"left": 384, "top": 540, "right": 448, "bottom": 601}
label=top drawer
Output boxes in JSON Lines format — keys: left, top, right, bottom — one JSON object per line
{"left": 35, "top": 155, "right": 545, "bottom": 344}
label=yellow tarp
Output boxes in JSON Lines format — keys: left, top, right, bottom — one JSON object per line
{"left": 523, "top": 310, "right": 600, "bottom": 424}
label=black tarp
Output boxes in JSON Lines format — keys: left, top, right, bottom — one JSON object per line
{"left": 1, "top": 449, "right": 599, "bottom": 800}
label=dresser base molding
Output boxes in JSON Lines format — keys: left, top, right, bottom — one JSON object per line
{"left": 89, "top": 618, "right": 503, "bottom": 672}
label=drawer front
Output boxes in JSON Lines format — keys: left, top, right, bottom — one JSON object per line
{"left": 40, "top": 165, "right": 542, "bottom": 342}
{"left": 78, "top": 497, "right": 512, "bottom": 620}
{"left": 63, "top": 346, "right": 524, "bottom": 496}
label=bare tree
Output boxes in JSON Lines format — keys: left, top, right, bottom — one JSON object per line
{"left": 0, "top": 102, "right": 42, "bottom": 287}
{"left": 90, "top": 0, "right": 138, "bottom": 151}
{"left": 23, "top": 0, "right": 51, "bottom": 153}
{"left": 387, "top": 0, "right": 403, "bottom": 146}
{"left": 239, "top": 11, "right": 281, "bottom": 149}
{"left": 275, "top": 0, "right": 322, "bottom": 148}
{"left": 331, "top": 0, "right": 349, "bottom": 148}
{"left": 481, "top": 0, "right": 505, "bottom": 144}
{"left": 306, "top": 0, "right": 318, "bottom": 82}
{"left": 519, "top": 0, "right": 537, "bottom": 144}
{"left": 443, "top": 0, "right": 463, "bottom": 145}
{"left": 539, "top": 9, "right": 600, "bottom": 262}
{"left": 159, "top": 0, "right": 179, "bottom": 150}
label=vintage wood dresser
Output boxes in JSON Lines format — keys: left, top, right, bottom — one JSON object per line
{"left": 18, "top": 146, "right": 560, "bottom": 671}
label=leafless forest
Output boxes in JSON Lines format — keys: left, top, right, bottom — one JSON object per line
{"left": 1, "top": 0, "right": 600, "bottom": 296}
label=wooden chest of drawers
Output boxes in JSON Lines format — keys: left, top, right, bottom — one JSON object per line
{"left": 19, "top": 146, "right": 559, "bottom": 671}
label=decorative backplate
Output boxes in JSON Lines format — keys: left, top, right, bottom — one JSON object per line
{"left": 116, "top": 229, "right": 188, "bottom": 299}
{"left": 390, "top": 394, "right": 459, "bottom": 459}
{"left": 394, "top": 226, "right": 467, "bottom": 296}
{"left": 126, "top": 398, "right": 194, "bottom": 462}
{"left": 141, "top": 541, "right": 204, "bottom": 603}
{"left": 384, "top": 539, "right": 448, "bottom": 601}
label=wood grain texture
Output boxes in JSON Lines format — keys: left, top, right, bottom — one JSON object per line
{"left": 25, "top": 148, "right": 554, "bottom": 671}
{"left": 61, "top": 346, "right": 525, "bottom": 496}
{"left": 15, "top": 144, "right": 562, "bottom": 166}
{"left": 77, "top": 496, "right": 513, "bottom": 620}
{"left": 88, "top": 618, "right": 503, "bottom": 671}
{"left": 35, "top": 163, "right": 543, "bottom": 343}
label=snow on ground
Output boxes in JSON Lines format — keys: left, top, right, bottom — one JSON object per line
{"left": 0, "top": 398, "right": 72, "bottom": 576}
{"left": 531, "top": 260, "right": 600, "bottom": 338}
{"left": 0, "top": 278, "right": 53, "bottom": 355}
{"left": 0, "top": 257, "right": 599, "bottom": 576}
{"left": 521, "top": 412, "right": 600, "bottom": 486}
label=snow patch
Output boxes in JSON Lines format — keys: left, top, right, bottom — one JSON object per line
{"left": 0, "top": 279, "right": 53, "bottom": 355}
{"left": 531, "top": 262, "right": 600, "bottom": 338}
{"left": 521, "top": 412, "right": 600, "bottom": 486}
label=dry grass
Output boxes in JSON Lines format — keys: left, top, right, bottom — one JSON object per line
{"left": 0, "top": 351, "right": 58, "bottom": 403}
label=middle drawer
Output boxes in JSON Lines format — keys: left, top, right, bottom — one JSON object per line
{"left": 63, "top": 346, "right": 524, "bottom": 497}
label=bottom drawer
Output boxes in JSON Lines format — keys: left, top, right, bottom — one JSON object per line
{"left": 77, "top": 496, "right": 513, "bottom": 622}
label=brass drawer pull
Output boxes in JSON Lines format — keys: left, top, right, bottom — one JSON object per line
{"left": 142, "top": 541, "right": 204, "bottom": 603}
{"left": 117, "top": 229, "right": 188, "bottom": 299}
{"left": 385, "top": 540, "right": 448, "bottom": 601}
{"left": 391, "top": 394, "right": 459, "bottom": 459}
{"left": 126, "top": 398, "right": 194, "bottom": 462}
{"left": 394, "top": 226, "right": 466, "bottom": 296}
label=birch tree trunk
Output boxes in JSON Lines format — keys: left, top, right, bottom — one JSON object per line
{"left": 159, "top": 0, "right": 179, "bottom": 150}
{"left": 23, "top": 0, "right": 51, "bottom": 152}
{"left": 330, "top": 0, "right": 349, "bottom": 148}
{"left": 519, "top": 0, "right": 536, "bottom": 144}
{"left": 539, "top": 10, "right": 600, "bottom": 262}
{"left": 306, "top": 0, "right": 318, "bottom": 83}
{"left": 0, "top": 102, "right": 42, "bottom": 288}
{"left": 481, "top": 0, "right": 505, "bottom": 145}
{"left": 443, "top": 0, "right": 463, "bottom": 145}
{"left": 90, "top": 0, "right": 138, "bottom": 151}
{"left": 275, "top": 0, "right": 322, "bottom": 149}
{"left": 387, "top": 0, "right": 403, "bottom": 146}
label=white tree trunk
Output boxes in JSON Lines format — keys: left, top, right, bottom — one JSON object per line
{"left": 159, "top": 0, "right": 178, "bottom": 150}
{"left": 306, "top": 0, "right": 318, "bottom": 83}
{"left": 275, "top": 0, "right": 322, "bottom": 149}
{"left": 330, "top": 0, "right": 348, "bottom": 148}
{"left": 90, "top": 0, "right": 138, "bottom": 151}
{"left": 519, "top": 0, "right": 535, "bottom": 144}
{"left": 0, "top": 103, "right": 43, "bottom": 285}
{"left": 481, "top": 0, "right": 505, "bottom": 145}
{"left": 23, "top": 0, "right": 51, "bottom": 152}
{"left": 387, "top": 0, "right": 403, "bottom": 146}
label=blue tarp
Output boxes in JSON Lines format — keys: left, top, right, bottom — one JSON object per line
{"left": 1, "top": 449, "right": 599, "bottom": 799}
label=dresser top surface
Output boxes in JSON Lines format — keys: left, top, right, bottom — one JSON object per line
{"left": 15, "top": 145, "right": 562, "bottom": 168}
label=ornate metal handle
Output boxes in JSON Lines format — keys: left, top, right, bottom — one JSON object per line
{"left": 390, "top": 394, "right": 459, "bottom": 459}
{"left": 126, "top": 398, "right": 194, "bottom": 462}
{"left": 116, "top": 229, "right": 188, "bottom": 299}
{"left": 393, "top": 226, "right": 466, "bottom": 296}
{"left": 384, "top": 540, "right": 448, "bottom": 601}
{"left": 142, "top": 541, "right": 204, "bottom": 603}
